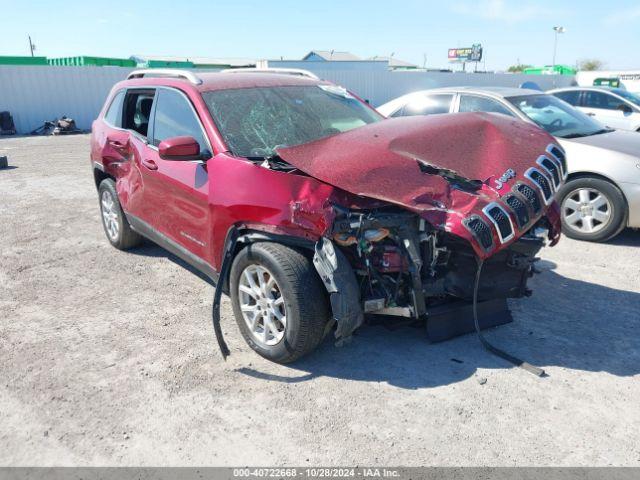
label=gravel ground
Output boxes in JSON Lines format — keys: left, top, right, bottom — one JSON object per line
{"left": 1, "top": 134, "right": 639, "bottom": 466}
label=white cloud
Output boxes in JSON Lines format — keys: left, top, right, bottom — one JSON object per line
{"left": 452, "top": 0, "right": 553, "bottom": 23}
{"left": 604, "top": 5, "right": 640, "bottom": 26}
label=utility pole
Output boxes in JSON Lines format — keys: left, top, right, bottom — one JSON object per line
{"left": 28, "top": 35, "right": 36, "bottom": 57}
{"left": 552, "top": 26, "right": 565, "bottom": 68}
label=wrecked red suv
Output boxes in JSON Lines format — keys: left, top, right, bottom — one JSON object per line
{"left": 91, "top": 69, "right": 564, "bottom": 363}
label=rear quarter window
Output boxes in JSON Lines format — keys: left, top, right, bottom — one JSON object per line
{"left": 122, "top": 90, "right": 155, "bottom": 138}
{"left": 103, "top": 90, "right": 125, "bottom": 127}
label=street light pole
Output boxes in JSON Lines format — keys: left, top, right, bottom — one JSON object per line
{"left": 28, "top": 35, "right": 35, "bottom": 57}
{"left": 552, "top": 26, "right": 565, "bottom": 68}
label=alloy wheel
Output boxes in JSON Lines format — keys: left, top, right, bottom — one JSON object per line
{"left": 238, "top": 264, "right": 287, "bottom": 347}
{"left": 562, "top": 187, "right": 612, "bottom": 234}
{"left": 101, "top": 190, "right": 120, "bottom": 241}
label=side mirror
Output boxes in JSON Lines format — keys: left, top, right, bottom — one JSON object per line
{"left": 158, "top": 136, "right": 201, "bottom": 160}
{"left": 617, "top": 104, "right": 633, "bottom": 114}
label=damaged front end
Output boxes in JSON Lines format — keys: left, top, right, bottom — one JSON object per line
{"left": 277, "top": 113, "right": 566, "bottom": 342}
{"left": 313, "top": 204, "right": 554, "bottom": 341}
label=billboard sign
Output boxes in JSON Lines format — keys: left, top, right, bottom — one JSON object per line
{"left": 448, "top": 44, "right": 483, "bottom": 63}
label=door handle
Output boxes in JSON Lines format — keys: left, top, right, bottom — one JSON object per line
{"left": 586, "top": 112, "right": 595, "bottom": 116}
{"left": 141, "top": 158, "right": 158, "bottom": 171}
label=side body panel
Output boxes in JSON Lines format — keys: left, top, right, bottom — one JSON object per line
{"left": 577, "top": 90, "right": 640, "bottom": 132}
{"left": 134, "top": 147, "right": 211, "bottom": 260}
{"left": 559, "top": 137, "right": 640, "bottom": 227}
{"left": 206, "top": 154, "right": 338, "bottom": 271}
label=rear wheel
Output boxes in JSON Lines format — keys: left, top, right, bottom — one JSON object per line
{"left": 229, "top": 242, "right": 329, "bottom": 363}
{"left": 558, "top": 177, "right": 627, "bottom": 242}
{"left": 98, "top": 179, "right": 143, "bottom": 250}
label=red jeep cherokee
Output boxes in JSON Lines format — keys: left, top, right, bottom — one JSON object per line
{"left": 91, "top": 69, "right": 564, "bottom": 363}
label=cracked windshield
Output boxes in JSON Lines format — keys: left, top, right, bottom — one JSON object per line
{"left": 203, "top": 85, "right": 381, "bottom": 158}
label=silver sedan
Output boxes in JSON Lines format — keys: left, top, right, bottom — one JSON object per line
{"left": 378, "top": 87, "right": 640, "bottom": 242}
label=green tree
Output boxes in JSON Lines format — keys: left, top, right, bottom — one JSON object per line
{"left": 507, "top": 64, "right": 533, "bottom": 73}
{"left": 578, "top": 59, "right": 604, "bottom": 71}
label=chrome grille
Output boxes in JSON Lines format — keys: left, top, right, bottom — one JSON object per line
{"left": 515, "top": 183, "right": 542, "bottom": 215}
{"left": 547, "top": 145, "right": 568, "bottom": 180}
{"left": 463, "top": 215, "right": 494, "bottom": 251}
{"left": 537, "top": 155, "right": 561, "bottom": 189}
{"left": 483, "top": 203, "right": 515, "bottom": 243}
{"left": 525, "top": 168, "right": 553, "bottom": 204}
{"left": 503, "top": 193, "right": 530, "bottom": 228}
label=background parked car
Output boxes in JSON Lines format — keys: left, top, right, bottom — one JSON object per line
{"left": 548, "top": 87, "right": 640, "bottom": 132}
{"left": 378, "top": 87, "right": 640, "bottom": 242}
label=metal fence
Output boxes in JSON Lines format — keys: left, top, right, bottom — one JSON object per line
{"left": 0, "top": 66, "right": 134, "bottom": 134}
{"left": 302, "top": 68, "right": 576, "bottom": 106}
{"left": 0, "top": 65, "right": 577, "bottom": 134}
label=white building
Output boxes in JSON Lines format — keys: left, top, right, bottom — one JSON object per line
{"left": 576, "top": 70, "right": 640, "bottom": 93}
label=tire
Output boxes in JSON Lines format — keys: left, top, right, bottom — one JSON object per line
{"left": 98, "top": 178, "right": 143, "bottom": 250}
{"left": 229, "top": 242, "right": 330, "bottom": 363}
{"left": 557, "top": 176, "right": 627, "bottom": 242}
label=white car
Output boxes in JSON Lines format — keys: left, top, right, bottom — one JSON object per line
{"left": 377, "top": 87, "right": 640, "bottom": 242}
{"left": 548, "top": 87, "right": 640, "bottom": 132}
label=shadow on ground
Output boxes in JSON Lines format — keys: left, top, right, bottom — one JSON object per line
{"left": 128, "top": 239, "right": 215, "bottom": 286}
{"left": 607, "top": 228, "right": 640, "bottom": 247}
{"left": 127, "top": 234, "right": 640, "bottom": 390}
{"left": 237, "top": 264, "right": 640, "bottom": 389}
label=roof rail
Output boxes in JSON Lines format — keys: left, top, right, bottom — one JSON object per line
{"left": 126, "top": 69, "right": 203, "bottom": 85}
{"left": 221, "top": 67, "right": 319, "bottom": 80}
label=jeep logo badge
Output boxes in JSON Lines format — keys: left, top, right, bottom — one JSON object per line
{"left": 495, "top": 168, "right": 516, "bottom": 190}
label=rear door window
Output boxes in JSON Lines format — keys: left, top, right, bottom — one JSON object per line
{"left": 151, "top": 89, "right": 208, "bottom": 151}
{"left": 123, "top": 90, "right": 156, "bottom": 138}
{"left": 582, "top": 91, "right": 625, "bottom": 110}
{"left": 104, "top": 90, "right": 124, "bottom": 127}
{"left": 553, "top": 90, "right": 581, "bottom": 106}
{"left": 401, "top": 94, "right": 454, "bottom": 116}
{"left": 459, "top": 95, "right": 514, "bottom": 116}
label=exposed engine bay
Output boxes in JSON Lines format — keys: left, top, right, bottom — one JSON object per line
{"left": 313, "top": 205, "right": 550, "bottom": 340}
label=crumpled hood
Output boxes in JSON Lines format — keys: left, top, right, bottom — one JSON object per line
{"left": 278, "top": 113, "right": 555, "bottom": 207}
{"left": 278, "top": 112, "right": 562, "bottom": 257}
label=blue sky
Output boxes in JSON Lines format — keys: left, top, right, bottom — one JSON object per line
{"left": 2, "top": 0, "right": 640, "bottom": 70}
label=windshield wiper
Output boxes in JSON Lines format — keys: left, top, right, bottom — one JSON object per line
{"left": 562, "top": 128, "right": 613, "bottom": 139}
{"left": 591, "top": 128, "right": 615, "bottom": 135}
{"left": 560, "top": 132, "right": 589, "bottom": 139}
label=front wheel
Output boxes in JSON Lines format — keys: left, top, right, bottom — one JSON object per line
{"left": 229, "top": 242, "right": 330, "bottom": 363}
{"left": 558, "top": 177, "right": 627, "bottom": 242}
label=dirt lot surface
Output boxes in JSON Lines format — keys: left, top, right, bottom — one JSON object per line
{"left": 1, "top": 134, "right": 639, "bottom": 466}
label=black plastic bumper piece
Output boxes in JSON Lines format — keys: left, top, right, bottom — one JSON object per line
{"left": 425, "top": 298, "right": 512, "bottom": 343}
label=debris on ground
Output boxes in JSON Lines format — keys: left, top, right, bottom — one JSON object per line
{"left": 30, "top": 116, "right": 83, "bottom": 136}
{"left": 0, "top": 111, "right": 16, "bottom": 135}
